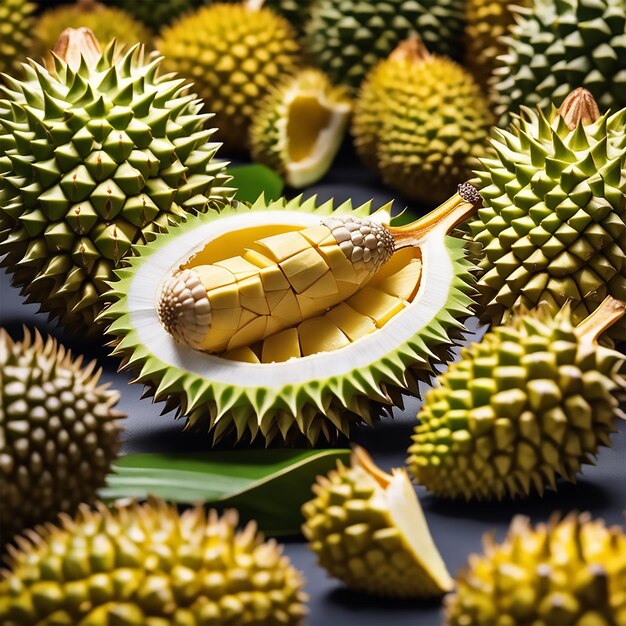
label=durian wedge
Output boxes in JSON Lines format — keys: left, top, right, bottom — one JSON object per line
{"left": 302, "top": 447, "right": 453, "bottom": 598}
{"left": 250, "top": 69, "right": 352, "bottom": 188}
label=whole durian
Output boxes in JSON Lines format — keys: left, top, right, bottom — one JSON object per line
{"left": 491, "top": 0, "right": 626, "bottom": 126}
{"left": 250, "top": 68, "right": 352, "bottom": 188}
{"left": 106, "top": 0, "right": 205, "bottom": 31}
{"left": 305, "top": 0, "right": 465, "bottom": 89}
{"left": 471, "top": 88, "right": 626, "bottom": 331}
{"left": 465, "top": 0, "right": 528, "bottom": 90}
{"left": 446, "top": 513, "right": 626, "bottom": 625}
{"left": 0, "top": 28, "right": 233, "bottom": 333}
{"left": 31, "top": 0, "right": 151, "bottom": 58}
{"left": 0, "top": 328, "right": 123, "bottom": 541}
{"left": 0, "top": 0, "right": 35, "bottom": 77}
{"left": 0, "top": 499, "right": 308, "bottom": 625}
{"left": 246, "top": 0, "right": 313, "bottom": 36}
{"left": 158, "top": 3, "right": 304, "bottom": 153}
{"left": 302, "top": 447, "right": 453, "bottom": 598}
{"left": 407, "top": 296, "right": 626, "bottom": 500}
{"left": 353, "top": 36, "right": 492, "bottom": 204}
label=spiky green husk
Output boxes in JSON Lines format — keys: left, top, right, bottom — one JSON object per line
{"left": 353, "top": 44, "right": 492, "bottom": 204}
{"left": 31, "top": 2, "right": 151, "bottom": 58}
{"left": 491, "top": 0, "right": 626, "bottom": 126}
{"left": 159, "top": 4, "right": 303, "bottom": 153}
{"left": 471, "top": 106, "right": 626, "bottom": 330}
{"left": 446, "top": 513, "right": 626, "bottom": 625}
{"left": 304, "top": 0, "right": 465, "bottom": 89}
{"left": 465, "top": 0, "right": 528, "bottom": 90}
{"left": 107, "top": 0, "right": 205, "bottom": 31}
{"left": 0, "top": 0, "right": 35, "bottom": 77}
{"left": 0, "top": 42, "right": 233, "bottom": 333}
{"left": 0, "top": 500, "right": 307, "bottom": 625}
{"left": 102, "top": 195, "right": 476, "bottom": 445}
{"left": 408, "top": 305, "right": 626, "bottom": 500}
{"left": 0, "top": 328, "right": 123, "bottom": 541}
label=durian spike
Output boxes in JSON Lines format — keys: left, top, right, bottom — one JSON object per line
{"left": 389, "top": 33, "right": 431, "bottom": 63}
{"left": 351, "top": 446, "right": 392, "bottom": 487}
{"left": 574, "top": 296, "right": 626, "bottom": 344}
{"left": 557, "top": 87, "right": 601, "bottom": 130}
{"left": 53, "top": 27, "right": 101, "bottom": 71}
{"left": 389, "top": 182, "right": 482, "bottom": 249}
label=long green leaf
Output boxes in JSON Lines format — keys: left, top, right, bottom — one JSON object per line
{"left": 100, "top": 449, "right": 349, "bottom": 536}
{"left": 228, "top": 164, "right": 284, "bottom": 203}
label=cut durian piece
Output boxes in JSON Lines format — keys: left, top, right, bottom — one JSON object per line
{"left": 251, "top": 69, "right": 352, "bottom": 188}
{"left": 302, "top": 447, "right": 453, "bottom": 598}
{"left": 103, "top": 188, "right": 479, "bottom": 444}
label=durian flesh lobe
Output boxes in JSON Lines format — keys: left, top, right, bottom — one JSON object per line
{"left": 408, "top": 297, "right": 626, "bottom": 501}
{"left": 0, "top": 36, "right": 233, "bottom": 333}
{"left": 446, "top": 513, "right": 626, "bottom": 626}
{"left": 102, "top": 187, "right": 480, "bottom": 444}
{"left": 301, "top": 447, "right": 453, "bottom": 598}
{"left": 0, "top": 499, "right": 308, "bottom": 626}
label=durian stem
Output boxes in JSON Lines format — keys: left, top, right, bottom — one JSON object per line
{"left": 557, "top": 88, "right": 601, "bottom": 130}
{"left": 575, "top": 296, "right": 625, "bottom": 344}
{"left": 389, "top": 33, "right": 431, "bottom": 64}
{"left": 351, "top": 447, "right": 392, "bottom": 487}
{"left": 389, "top": 183, "right": 482, "bottom": 249}
{"left": 245, "top": 0, "right": 265, "bottom": 10}
{"left": 53, "top": 28, "right": 101, "bottom": 72}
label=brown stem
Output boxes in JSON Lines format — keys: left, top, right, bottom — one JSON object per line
{"left": 351, "top": 446, "right": 391, "bottom": 488}
{"left": 575, "top": 296, "right": 625, "bottom": 344}
{"left": 388, "top": 183, "right": 482, "bottom": 249}
{"left": 53, "top": 28, "right": 101, "bottom": 72}
{"left": 389, "top": 33, "right": 431, "bottom": 64}
{"left": 558, "top": 88, "right": 601, "bottom": 130}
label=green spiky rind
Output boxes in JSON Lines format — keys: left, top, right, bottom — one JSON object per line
{"left": 301, "top": 462, "right": 445, "bottom": 598}
{"left": 304, "top": 0, "right": 465, "bottom": 90}
{"left": 107, "top": 0, "right": 205, "bottom": 31}
{"left": 465, "top": 0, "right": 528, "bottom": 90}
{"left": 445, "top": 513, "right": 626, "bottom": 625}
{"left": 0, "top": 500, "right": 307, "bottom": 626}
{"left": 31, "top": 3, "right": 151, "bottom": 58}
{"left": 102, "top": 195, "right": 476, "bottom": 445}
{"left": 250, "top": 69, "right": 351, "bottom": 184}
{"left": 408, "top": 305, "right": 626, "bottom": 501}
{"left": 0, "top": 0, "right": 35, "bottom": 77}
{"left": 0, "top": 328, "right": 123, "bottom": 541}
{"left": 158, "top": 4, "right": 303, "bottom": 153}
{"left": 263, "top": 0, "right": 313, "bottom": 36}
{"left": 491, "top": 0, "right": 626, "bottom": 126}
{"left": 354, "top": 53, "right": 492, "bottom": 204}
{"left": 0, "top": 43, "right": 233, "bottom": 333}
{"left": 471, "top": 106, "right": 626, "bottom": 332}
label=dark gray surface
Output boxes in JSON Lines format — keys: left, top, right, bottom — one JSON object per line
{"left": 1, "top": 159, "right": 625, "bottom": 626}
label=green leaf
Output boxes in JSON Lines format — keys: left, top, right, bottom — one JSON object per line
{"left": 100, "top": 449, "right": 350, "bottom": 536}
{"left": 228, "top": 164, "right": 284, "bottom": 204}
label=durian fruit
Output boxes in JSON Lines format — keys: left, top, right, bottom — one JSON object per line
{"left": 353, "top": 36, "right": 492, "bottom": 205}
{"left": 301, "top": 447, "right": 453, "bottom": 598}
{"left": 246, "top": 0, "right": 313, "bottom": 36}
{"left": 304, "top": 0, "right": 465, "bottom": 90}
{"left": 158, "top": 3, "right": 304, "bottom": 153}
{"left": 0, "top": 328, "right": 123, "bottom": 541}
{"left": 0, "top": 28, "right": 233, "bottom": 333}
{"left": 107, "top": 0, "right": 205, "bottom": 31}
{"left": 491, "top": 0, "right": 626, "bottom": 126}
{"left": 31, "top": 0, "right": 151, "bottom": 58}
{"left": 407, "top": 296, "right": 626, "bottom": 501}
{"left": 102, "top": 185, "right": 481, "bottom": 444}
{"left": 0, "top": 0, "right": 35, "bottom": 77}
{"left": 471, "top": 88, "right": 626, "bottom": 331}
{"left": 465, "top": 0, "right": 528, "bottom": 90}
{"left": 250, "top": 69, "right": 352, "bottom": 188}
{"left": 0, "top": 499, "right": 308, "bottom": 625}
{"left": 446, "top": 513, "right": 626, "bottom": 626}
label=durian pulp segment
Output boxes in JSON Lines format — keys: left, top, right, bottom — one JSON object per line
{"left": 284, "top": 92, "right": 351, "bottom": 188}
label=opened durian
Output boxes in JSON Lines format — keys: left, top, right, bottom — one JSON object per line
{"left": 302, "top": 447, "right": 453, "bottom": 597}
{"left": 31, "top": 0, "right": 151, "bottom": 59}
{"left": 246, "top": 0, "right": 313, "bottom": 36}
{"left": 107, "top": 0, "right": 205, "bottom": 31}
{"left": 472, "top": 88, "right": 626, "bottom": 332}
{"left": 0, "top": 328, "right": 123, "bottom": 541}
{"left": 158, "top": 3, "right": 304, "bottom": 153}
{"left": 305, "top": 0, "right": 465, "bottom": 89}
{"left": 353, "top": 36, "right": 492, "bottom": 204}
{"left": 0, "top": 28, "right": 233, "bottom": 333}
{"left": 0, "top": 0, "right": 35, "bottom": 78}
{"left": 408, "top": 296, "right": 626, "bottom": 500}
{"left": 446, "top": 513, "right": 626, "bottom": 625}
{"left": 0, "top": 499, "right": 307, "bottom": 625}
{"left": 250, "top": 69, "right": 352, "bottom": 188}
{"left": 491, "top": 0, "right": 626, "bottom": 126}
{"left": 103, "top": 185, "right": 481, "bottom": 444}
